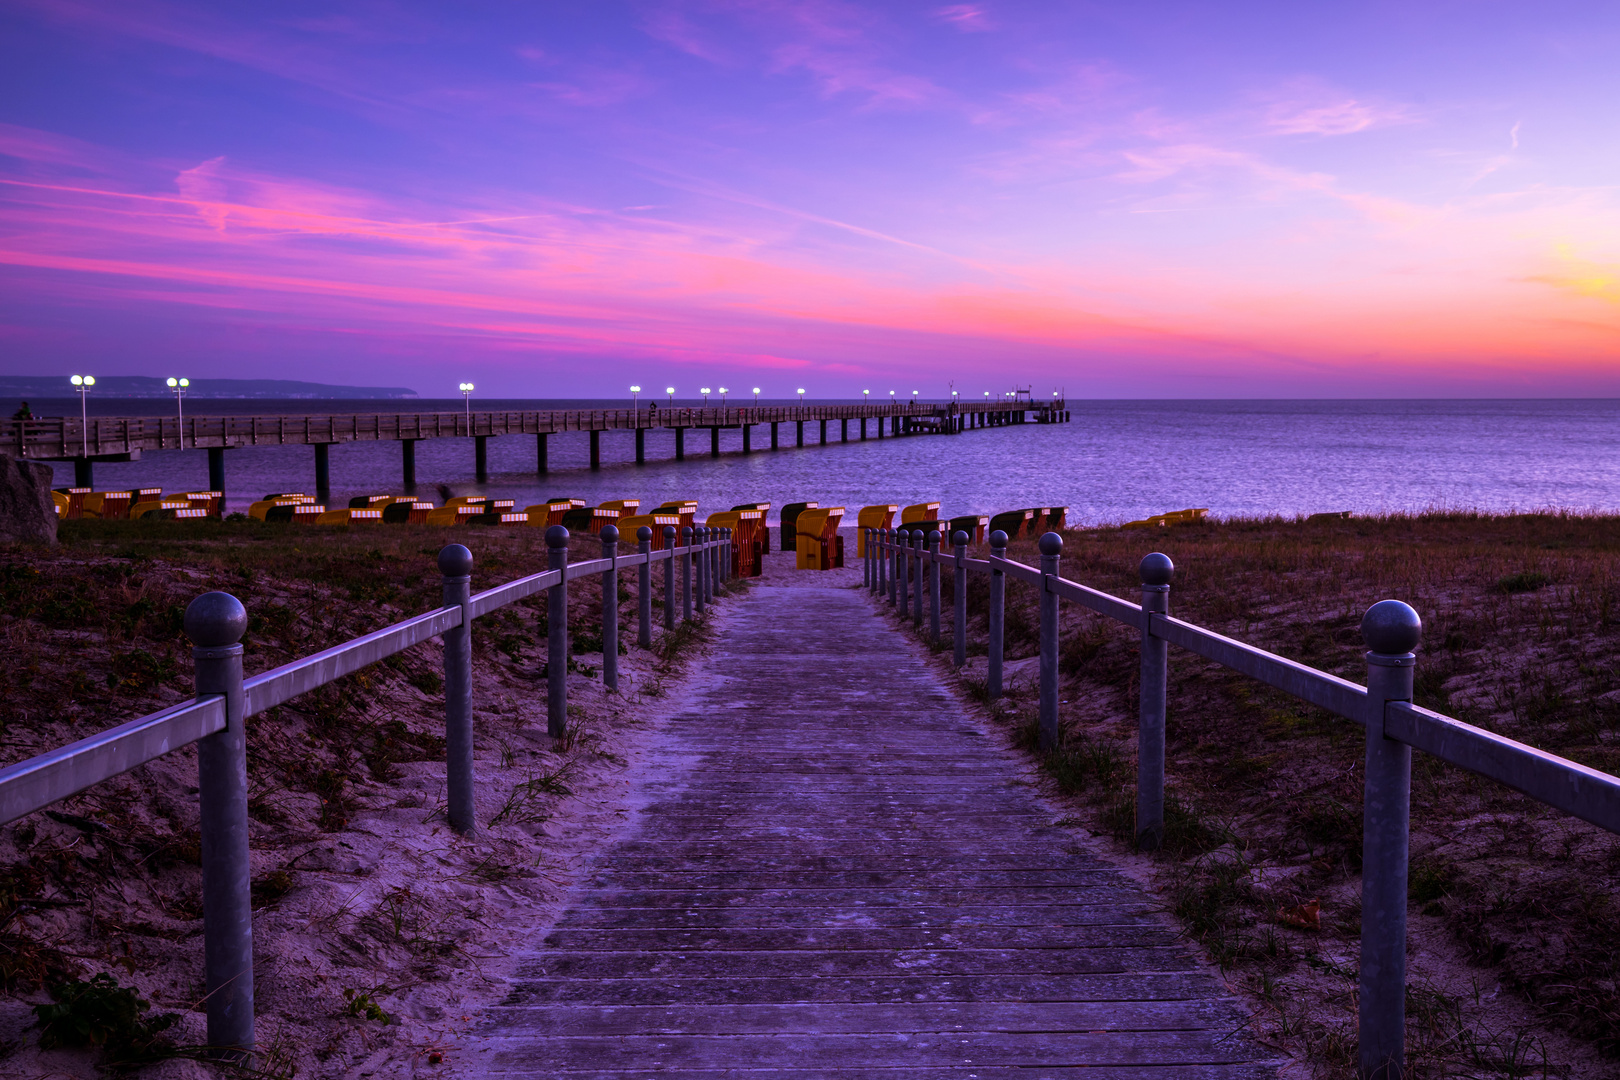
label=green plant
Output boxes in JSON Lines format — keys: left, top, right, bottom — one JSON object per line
{"left": 343, "top": 986, "right": 395, "bottom": 1024}
{"left": 32, "top": 973, "right": 178, "bottom": 1065}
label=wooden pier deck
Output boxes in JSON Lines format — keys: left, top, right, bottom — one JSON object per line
{"left": 470, "top": 585, "right": 1278, "bottom": 1078}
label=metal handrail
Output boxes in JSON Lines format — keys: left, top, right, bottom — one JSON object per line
{"left": 867, "top": 523, "right": 1620, "bottom": 1080}
{"left": 0, "top": 527, "right": 732, "bottom": 1058}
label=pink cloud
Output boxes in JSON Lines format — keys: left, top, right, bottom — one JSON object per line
{"left": 934, "top": 5, "right": 993, "bottom": 32}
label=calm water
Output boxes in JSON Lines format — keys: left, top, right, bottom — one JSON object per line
{"left": 31, "top": 399, "right": 1619, "bottom": 524}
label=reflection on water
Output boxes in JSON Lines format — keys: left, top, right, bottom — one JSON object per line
{"left": 37, "top": 399, "right": 1620, "bottom": 525}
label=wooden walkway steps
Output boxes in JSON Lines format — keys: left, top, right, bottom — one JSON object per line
{"left": 472, "top": 586, "right": 1280, "bottom": 1078}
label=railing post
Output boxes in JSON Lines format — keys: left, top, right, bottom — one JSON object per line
{"left": 887, "top": 529, "right": 898, "bottom": 605}
{"left": 695, "top": 526, "right": 707, "bottom": 615}
{"left": 912, "top": 531, "right": 924, "bottom": 629}
{"left": 1038, "top": 532, "right": 1062, "bottom": 750}
{"left": 546, "top": 526, "right": 569, "bottom": 739}
{"left": 988, "top": 530, "right": 1006, "bottom": 699}
{"left": 863, "top": 528, "right": 872, "bottom": 589}
{"left": 438, "top": 544, "right": 476, "bottom": 834}
{"left": 898, "top": 529, "right": 911, "bottom": 618}
{"left": 1359, "top": 600, "right": 1422, "bottom": 1080}
{"left": 681, "top": 526, "right": 694, "bottom": 622}
{"left": 928, "top": 531, "right": 942, "bottom": 641}
{"left": 953, "top": 530, "right": 968, "bottom": 667}
{"left": 188, "top": 591, "right": 253, "bottom": 1060}
{"left": 601, "top": 525, "right": 619, "bottom": 692}
{"left": 721, "top": 527, "right": 731, "bottom": 585}
{"left": 637, "top": 527, "right": 653, "bottom": 648}
{"left": 1137, "top": 553, "right": 1173, "bottom": 850}
{"left": 665, "top": 526, "right": 678, "bottom": 629}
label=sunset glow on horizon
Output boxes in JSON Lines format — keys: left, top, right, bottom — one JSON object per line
{"left": 2, "top": 1, "right": 1618, "bottom": 397}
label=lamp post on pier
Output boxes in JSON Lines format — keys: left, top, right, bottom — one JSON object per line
{"left": 167, "top": 377, "right": 189, "bottom": 445}
{"left": 753, "top": 387, "right": 760, "bottom": 405}
{"left": 459, "top": 382, "right": 474, "bottom": 430}
{"left": 719, "top": 386, "right": 729, "bottom": 406}
{"left": 797, "top": 388, "right": 805, "bottom": 403}
{"left": 70, "top": 375, "right": 94, "bottom": 459}
{"left": 701, "top": 387, "right": 711, "bottom": 406}
{"left": 666, "top": 386, "right": 675, "bottom": 406}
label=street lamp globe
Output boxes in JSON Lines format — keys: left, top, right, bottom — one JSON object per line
{"left": 752, "top": 387, "right": 761, "bottom": 404}
{"left": 796, "top": 388, "right": 805, "bottom": 403}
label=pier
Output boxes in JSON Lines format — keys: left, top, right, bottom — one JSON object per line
{"left": 3, "top": 399, "right": 1070, "bottom": 491}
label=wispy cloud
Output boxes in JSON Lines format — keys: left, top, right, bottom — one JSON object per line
{"left": 934, "top": 5, "right": 993, "bottom": 32}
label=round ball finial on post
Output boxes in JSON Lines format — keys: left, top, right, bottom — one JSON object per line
{"left": 953, "top": 530, "right": 968, "bottom": 547}
{"left": 545, "top": 525, "right": 570, "bottom": 549}
{"left": 1361, "top": 600, "right": 1422, "bottom": 656}
{"left": 1038, "top": 531, "right": 1063, "bottom": 557}
{"left": 437, "top": 543, "right": 473, "bottom": 579}
{"left": 184, "top": 591, "right": 247, "bottom": 649}
{"left": 1139, "top": 552, "right": 1174, "bottom": 587}
{"left": 637, "top": 525, "right": 652, "bottom": 543}
{"left": 989, "top": 529, "right": 1008, "bottom": 551}
{"left": 600, "top": 523, "right": 619, "bottom": 545}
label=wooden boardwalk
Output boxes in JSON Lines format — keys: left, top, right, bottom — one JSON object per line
{"left": 473, "top": 586, "right": 1279, "bottom": 1078}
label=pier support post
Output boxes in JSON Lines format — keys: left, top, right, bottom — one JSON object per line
{"left": 710, "top": 427, "right": 720, "bottom": 458}
{"left": 546, "top": 527, "right": 570, "bottom": 738}
{"left": 675, "top": 427, "right": 686, "bottom": 460}
{"left": 988, "top": 530, "right": 1007, "bottom": 699}
{"left": 208, "top": 447, "right": 226, "bottom": 494}
{"left": 1038, "top": 532, "right": 1061, "bottom": 750}
{"left": 796, "top": 421, "right": 804, "bottom": 447}
{"left": 187, "top": 591, "right": 253, "bottom": 1061}
{"left": 635, "top": 428, "right": 645, "bottom": 464}
{"left": 600, "top": 526, "right": 618, "bottom": 691}
{"left": 860, "top": 418, "right": 867, "bottom": 440}
{"left": 637, "top": 527, "right": 652, "bottom": 648}
{"left": 589, "top": 429, "right": 601, "bottom": 470}
{"left": 664, "top": 527, "right": 677, "bottom": 630}
{"left": 475, "top": 435, "right": 488, "bottom": 482}
{"left": 771, "top": 421, "right": 779, "bottom": 449}
{"left": 841, "top": 418, "right": 848, "bottom": 442}
{"left": 314, "top": 443, "right": 330, "bottom": 498}
{"left": 73, "top": 458, "right": 93, "bottom": 488}
{"left": 1138, "top": 554, "right": 1172, "bottom": 850}
{"left": 819, "top": 419, "right": 827, "bottom": 445}
{"left": 743, "top": 425, "right": 752, "bottom": 454}
{"left": 1359, "top": 601, "right": 1422, "bottom": 1080}
{"left": 402, "top": 440, "right": 416, "bottom": 487}
{"left": 439, "top": 545, "right": 475, "bottom": 834}
{"left": 537, "top": 433, "right": 549, "bottom": 474}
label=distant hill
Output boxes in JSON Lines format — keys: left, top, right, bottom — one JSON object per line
{"left": 0, "top": 376, "right": 419, "bottom": 399}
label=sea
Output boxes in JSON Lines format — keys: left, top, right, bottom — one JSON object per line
{"left": 24, "top": 398, "right": 1620, "bottom": 524}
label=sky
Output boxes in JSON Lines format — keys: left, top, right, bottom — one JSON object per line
{"left": 1, "top": 1, "right": 1617, "bottom": 399}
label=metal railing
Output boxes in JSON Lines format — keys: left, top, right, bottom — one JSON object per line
{"left": 2, "top": 398, "right": 1065, "bottom": 458}
{"left": 865, "top": 525, "right": 1620, "bottom": 1080}
{"left": 0, "top": 523, "right": 737, "bottom": 1060}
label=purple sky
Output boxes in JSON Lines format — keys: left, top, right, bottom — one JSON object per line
{"left": 2, "top": 1, "right": 1617, "bottom": 398}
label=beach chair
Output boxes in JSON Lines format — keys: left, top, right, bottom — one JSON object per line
{"left": 425, "top": 505, "right": 482, "bottom": 526}
{"left": 316, "top": 508, "right": 383, "bottom": 526}
{"left": 656, "top": 501, "right": 699, "bottom": 530}
{"left": 988, "top": 509, "right": 1034, "bottom": 540}
{"left": 615, "top": 513, "right": 683, "bottom": 548}
{"left": 732, "top": 503, "right": 772, "bottom": 553}
{"left": 249, "top": 496, "right": 314, "bottom": 521}
{"left": 81, "top": 491, "right": 133, "bottom": 520}
{"left": 947, "top": 514, "right": 989, "bottom": 546}
{"left": 183, "top": 491, "right": 223, "bottom": 517}
{"left": 780, "top": 502, "right": 817, "bottom": 554}
{"left": 900, "top": 502, "right": 940, "bottom": 525}
{"left": 599, "top": 499, "right": 640, "bottom": 517}
{"left": 709, "top": 509, "right": 767, "bottom": 576}
{"left": 794, "top": 507, "right": 845, "bottom": 570}
{"left": 50, "top": 488, "right": 90, "bottom": 520}
{"left": 383, "top": 500, "right": 434, "bottom": 524}
{"left": 856, "top": 505, "right": 899, "bottom": 556}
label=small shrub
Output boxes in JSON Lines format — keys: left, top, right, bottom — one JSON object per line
{"left": 33, "top": 973, "right": 178, "bottom": 1065}
{"left": 1493, "top": 571, "right": 1550, "bottom": 594}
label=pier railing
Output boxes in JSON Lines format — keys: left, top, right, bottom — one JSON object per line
{"left": 0, "top": 524, "right": 736, "bottom": 1060}
{"left": 867, "top": 525, "right": 1620, "bottom": 1080}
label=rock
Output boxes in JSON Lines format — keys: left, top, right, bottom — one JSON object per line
{"left": 0, "top": 452, "right": 57, "bottom": 544}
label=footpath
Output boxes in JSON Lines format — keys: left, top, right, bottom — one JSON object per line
{"left": 463, "top": 580, "right": 1279, "bottom": 1077}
